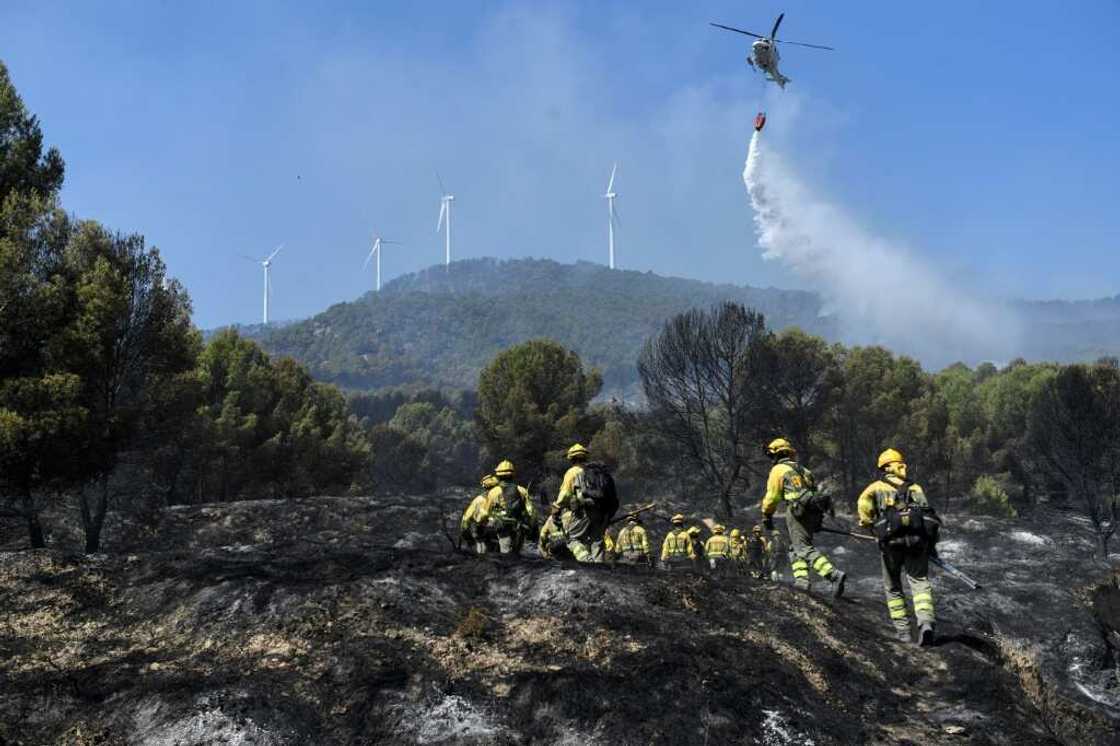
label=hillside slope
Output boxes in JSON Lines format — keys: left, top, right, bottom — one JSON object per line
{"left": 250, "top": 258, "right": 837, "bottom": 394}
{"left": 235, "top": 259, "right": 1120, "bottom": 395}
{"left": 1, "top": 496, "right": 1117, "bottom": 744}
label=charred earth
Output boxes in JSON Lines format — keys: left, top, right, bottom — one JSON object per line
{"left": 1, "top": 495, "right": 1118, "bottom": 745}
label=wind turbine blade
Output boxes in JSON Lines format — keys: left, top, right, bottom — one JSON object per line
{"left": 267, "top": 244, "right": 283, "bottom": 262}
{"left": 611, "top": 203, "right": 621, "bottom": 227}
{"left": 437, "top": 201, "right": 447, "bottom": 232}
{"left": 436, "top": 171, "right": 447, "bottom": 195}
{"left": 239, "top": 254, "right": 261, "bottom": 263}
{"left": 606, "top": 162, "right": 617, "bottom": 194}
{"left": 363, "top": 247, "right": 376, "bottom": 269}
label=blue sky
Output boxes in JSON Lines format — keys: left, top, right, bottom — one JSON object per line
{"left": 2, "top": 1, "right": 1117, "bottom": 327}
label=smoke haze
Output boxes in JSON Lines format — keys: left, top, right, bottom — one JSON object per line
{"left": 743, "top": 130, "right": 1022, "bottom": 366}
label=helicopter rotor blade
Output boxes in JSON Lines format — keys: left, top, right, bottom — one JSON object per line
{"left": 709, "top": 22, "right": 764, "bottom": 39}
{"left": 774, "top": 39, "right": 835, "bottom": 51}
{"left": 770, "top": 13, "right": 784, "bottom": 40}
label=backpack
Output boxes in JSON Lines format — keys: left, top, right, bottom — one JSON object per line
{"left": 573, "top": 462, "right": 619, "bottom": 521}
{"left": 785, "top": 463, "right": 833, "bottom": 521}
{"left": 873, "top": 479, "right": 937, "bottom": 547}
{"left": 496, "top": 482, "right": 528, "bottom": 525}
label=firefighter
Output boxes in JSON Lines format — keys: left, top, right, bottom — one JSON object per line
{"left": 461, "top": 474, "right": 500, "bottom": 554}
{"left": 480, "top": 461, "right": 538, "bottom": 555}
{"left": 660, "top": 514, "right": 697, "bottom": 570}
{"left": 704, "top": 524, "right": 734, "bottom": 574}
{"left": 760, "top": 438, "right": 846, "bottom": 596}
{"left": 615, "top": 515, "right": 653, "bottom": 566}
{"left": 729, "top": 528, "right": 747, "bottom": 574}
{"left": 746, "top": 524, "right": 772, "bottom": 579}
{"left": 550, "top": 444, "right": 615, "bottom": 562}
{"left": 858, "top": 448, "right": 941, "bottom": 646}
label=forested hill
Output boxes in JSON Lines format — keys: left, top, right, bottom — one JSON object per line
{"left": 247, "top": 258, "right": 838, "bottom": 394}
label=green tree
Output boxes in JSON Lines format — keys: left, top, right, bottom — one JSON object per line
{"left": 0, "top": 61, "right": 65, "bottom": 201}
{"left": 476, "top": 339, "right": 602, "bottom": 480}
{"left": 58, "top": 222, "right": 199, "bottom": 552}
{"left": 979, "top": 359, "right": 1057, "bottom": 507}
{"left": 762, "top": 328, "right": 842, "bottom": 465}
{"left": 827, "top": 346, "right": 926, "bottom": 501}
{"left": 1028, "top": 362, "right": 1120, "bottom": 557}
{"left": 0, "top": 62, "right": 71, "bottom": 547}
{"left": 188, "top": 330, "right": 369, "bottom": 502}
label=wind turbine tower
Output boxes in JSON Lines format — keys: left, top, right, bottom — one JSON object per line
{"left": 437, "top": 175, "right": 455, "bottom": 269}
{"left": 363, "top": 232, "right": 400, "bottom": 293}
{"left": 604, "top": 163, "right": 619, "bottom": 270}
{"left": 241, "top": 245, "right": 283, "bottom": 324}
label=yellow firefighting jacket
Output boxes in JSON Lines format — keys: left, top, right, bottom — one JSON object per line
{"left": 857, "top": 474, "right": 929, "bottom": 527}
{"left": 616, "top": 524, "right": 651, "bottom": 556}
{"left": 480, "top": 481, "right": 539, "bottom": 526}
{"left": 761, "top": 458, "right": 815, "bottom": 517}
{"left": 552, "top": 464, "right": 585, "bottom": 512}
{"left": 661, "top": 529, "right": 697, "bottom": 561}
{"left": 460, "top": 494, "right": 489, "bottom": 534}
{"left": 704, "top": 534, "right": 733, "bottom": 559}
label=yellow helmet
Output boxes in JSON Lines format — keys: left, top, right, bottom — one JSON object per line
{"left": 730, "top": 528, "right": 742, "bottom": 539}
{"left": 712, "top": 524, "right": 725, "bottom": 534}
{"left": 687, "top": 526, "right": 701, "bottom": 536}
{"left": 495, "top": 460, "right": 515, "bottom": 477}
{"left": 766, "top": 438, "right": 795, "bottom": 457}
{"left": 877, "top": 448, "right": 904, "bottom": 469}
{"left": 480, "top": 473, "right": 498, "bottom": 489}
{"left": 752, "top": 525, "right": 763, "bottom": 534}
{"left": 671, "top": 513, "right": 685, "bottom": 525}
{"left": 566, "top": 443, "right": 590, "bottom": 461}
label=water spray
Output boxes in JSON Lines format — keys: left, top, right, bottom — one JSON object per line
{"left": 742, "top": 127, "right": 1020, "bottom": 365}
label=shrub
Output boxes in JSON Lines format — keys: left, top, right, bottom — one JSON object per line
{"left": 969, "top": 475, "right": 1018, "bottom": 518}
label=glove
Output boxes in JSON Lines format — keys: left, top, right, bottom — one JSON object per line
{"left": 763, "top": 516, "right": 774, "bottom": 532}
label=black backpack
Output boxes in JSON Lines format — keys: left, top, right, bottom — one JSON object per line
{"left": 574, "top": 462, "right": 619, "bottom": 521}
{"left": 873, "top": 479, "right": 938, "bottom": 547}
{"left": 786, "top": 463, "right": 833, "bottom": 520}
{"left": 497, "top": 482, "right": 527, "bottom": 525}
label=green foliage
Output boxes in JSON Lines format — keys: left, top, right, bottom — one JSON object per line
{"left": 1027, "top": 361, "right": 1120, "bottom": 554}
{"left": 252, "top": 258, "right": 837, "bottom": 395}
{"left": 0, "top": 61, "right": 65, "bottom": 201}
{"left": 968, "top": 475, "right": 1018, "bottom": 518}
{"left": 476, "top": 339, "right": 602, "bottom": 479}
{"left": 183, "top": 330, "right": 369, "bottom": 501}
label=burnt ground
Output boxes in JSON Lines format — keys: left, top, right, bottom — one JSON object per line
{"left": 0, "top": 495, "right": 1118, "bottom": 745}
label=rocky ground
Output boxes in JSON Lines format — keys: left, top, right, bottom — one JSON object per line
{"left": 1, "top": 495, "right": 1118, "bottom": 745}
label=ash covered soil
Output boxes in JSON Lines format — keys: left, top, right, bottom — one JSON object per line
{"left": 1, "top": 495, "right": 1119, "bottom": 745}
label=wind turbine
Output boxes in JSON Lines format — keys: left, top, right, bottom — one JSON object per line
{"left": 363, "top": 232, "right": 400, "bottom": 293}
{"left": 604, "top": 163, "right": 619, "bottom": 270}
{"left": 437, "top": 174, "right": 454, "bottom": 270}
{"left": 240, "top": 245, "right": 283, "bottom": 324}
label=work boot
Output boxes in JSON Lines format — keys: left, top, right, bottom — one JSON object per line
{"left": 917, "top": 622, "right": 935, "bottom": 647}
{"left": 830, "top": 570, "right": 846, "bottom": 599}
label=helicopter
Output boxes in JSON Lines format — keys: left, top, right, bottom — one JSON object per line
{"left": 710, "top": 13, "right": 833, "bottom": 88}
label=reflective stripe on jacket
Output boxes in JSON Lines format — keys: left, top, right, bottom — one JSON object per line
{"left": 661, "top": 529, "right": 696, "bottom": 561}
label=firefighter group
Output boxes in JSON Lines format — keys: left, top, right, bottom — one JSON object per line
{"left": 460, "top": 438, "right": 943, "bottom": 646}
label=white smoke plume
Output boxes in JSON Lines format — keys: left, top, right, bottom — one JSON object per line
{"left": 743, "top": 130, "right": 1021, "bottom": 366}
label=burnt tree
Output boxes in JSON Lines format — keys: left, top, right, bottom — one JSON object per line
{"left": 638, "top": 303, "right": 775, "bottom": 518}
